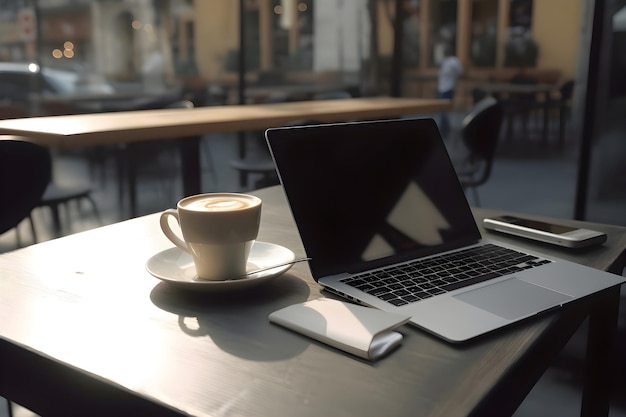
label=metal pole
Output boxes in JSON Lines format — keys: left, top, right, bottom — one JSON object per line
{"left": 574, "top": 0, "right": 606, "bottom": 220}
{"left": 237, "top": 0, "right": 247, "bottom": 159}
{"left": 390, "top": 0, "right": 405, "bottom": 97}
{"left": 238, "top": 0, "right": 246, "bottom": 106}
{"left": 31, "top": 0, "right": 43, "bottom": 116}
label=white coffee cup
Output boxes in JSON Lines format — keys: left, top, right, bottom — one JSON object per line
{"left": 160, "top": 193, "right": 262, "bottom": 280}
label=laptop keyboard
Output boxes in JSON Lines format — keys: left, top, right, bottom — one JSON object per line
{"left": 340, "top": 244, "right": 552, "bottom": 306}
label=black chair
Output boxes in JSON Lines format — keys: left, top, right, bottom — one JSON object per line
{"left": 229, "top": 155, "right": 278, "bottom": 190}
{"left": 118, "top": 99, "right": 202, "bottom": 216}
{"left": 0, "top": 138, "right": 52, "bottom": 247}
{"left": 500, "top": 73, "right": 540, "bottom": 140}
{"left": 1, "top": 105, "right": 101, "bottom": 240}
{"left": 229, "top": 94, "right": 289, "bottom": 190}
{"left": 512, "top": 79, "right": 573, "bottom": 148}
{"left": 31, "top": 179, "right": 101, "bottom": 238}
{"left": 0, "top": 138, "right": 99, "bottom": 243}
{"left": 25, "top": 143, "right": 101, "bottom": 239}
{"left": 454, "top": 96, "right": 504, "bottom": 206}
{"left": 230, "top": 91, "right": 352, "bottom": 190}
{"left": 552, "top": 79, "right": 574, "bottom": 147}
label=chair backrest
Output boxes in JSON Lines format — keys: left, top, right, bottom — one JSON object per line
{"left": 560, "top": 80, "right": 574, "bottom": 102}
{"left": 461, "top": 96, "right": 504, "bottom": 184}
{"left": 0, "top": 138, "right": 52, "bottom": 235}
{"left": 510, "top": 73, "right": 537, "bottom": 85}
{"left": 510, "top": 73, "right": 538, "bottom": 102}
{"left": 313, "top": 90, "right": 352, "bottom": 100}
{"left": 130, "top": 100, "right": 195, "bottom": 164}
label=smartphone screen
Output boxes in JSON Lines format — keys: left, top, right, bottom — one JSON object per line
{"left": 496, "top": 216, "right": 578, "bottom": 235}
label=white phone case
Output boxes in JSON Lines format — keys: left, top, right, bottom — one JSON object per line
{"left": 269, "top": 298, "right": 410, "bottom": 360}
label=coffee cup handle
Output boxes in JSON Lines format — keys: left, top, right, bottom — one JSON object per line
{"left": 160, "top": 209, "right": 189, "bottom": 252}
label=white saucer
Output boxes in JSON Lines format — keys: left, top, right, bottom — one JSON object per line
{"left": 146, "top": 241, "right": 296, "bottom": 292}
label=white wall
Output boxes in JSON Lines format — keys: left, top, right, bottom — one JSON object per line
{"left": 313, "top": 0, "right": 369, "bottom": 72}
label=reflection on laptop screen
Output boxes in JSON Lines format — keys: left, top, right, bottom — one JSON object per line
{"left": 266, "top": 118, "right": 481, "bottom": 279}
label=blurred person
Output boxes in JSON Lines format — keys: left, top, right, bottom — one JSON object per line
{"left": 437, "top": 44, "right": 463, "bottom": 137}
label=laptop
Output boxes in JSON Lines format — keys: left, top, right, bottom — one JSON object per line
{"left": 265, "top": 117, "right": 625, "bottom": 343}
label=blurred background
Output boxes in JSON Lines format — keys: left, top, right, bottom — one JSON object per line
{"left": 0, "top": 0, "right": 624, "bottom": 232}
{"left": 0, "top": 2, "right": 625, "bottom": 417}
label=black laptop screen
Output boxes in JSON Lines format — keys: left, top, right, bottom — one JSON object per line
{"left": 266, "top": 118, "right": 482, "bottom": 279}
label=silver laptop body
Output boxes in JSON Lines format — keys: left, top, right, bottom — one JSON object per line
{"left": 266, "top": 118, "right": 625, "bottom": 343}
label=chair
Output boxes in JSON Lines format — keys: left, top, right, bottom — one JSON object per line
{"left": 229, "top": 155, "right": 278, "bottom": 190}
{"left": 502, "top": 73, "right": 539, "bottom": 140}
{"left": 0, "top": 138, "right": 51, "bottom": 247}
{"left": 1, "top": 105, "right": 100, "bottom": 240}
{"left": 23, "top": 141, "right": 101, "bottom": 239}
{"left": 558, "top": 80, "right": 574, "bottom": 146}
{"left": 31, "top": 179, "right": 101, "bottom": 238}
{"left": 118, "top": 99, "right": 204, "bottom": 216}
{"left": 230, "top": 116, "right": 329, "bottom": 190}
{"left": 229, "top": 95, "right": 289, "bottom": 190}
{"left": 552, "top": 80, "right": 574, "bottom": 147}
{"left": 514, "top": 79, "right": 573, "bottom": 148}
{"left": 230, "top": 91, "right": 352, "bottom": 190}
{"left": 454, "top": 96, "right": 504, "bottom": 206}
{"left": 313, "top": 90, "right": 352, "bottom": 100}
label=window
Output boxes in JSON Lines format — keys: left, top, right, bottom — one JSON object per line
{"left": 470, "top": 0, "right": 497, "bottom": 67}
{"left": 430, "top": 0, "right": 458, "bottom": 67}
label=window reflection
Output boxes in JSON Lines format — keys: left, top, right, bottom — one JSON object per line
{"left": 585, "top": 4, "right": 626, "bottom": 225}
{"left": 0, "top": 0, "right": 623, "bottom": 229}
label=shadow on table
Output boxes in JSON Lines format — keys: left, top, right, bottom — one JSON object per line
{"left": 149, "top": 273, "right": 311, "bottom": 361}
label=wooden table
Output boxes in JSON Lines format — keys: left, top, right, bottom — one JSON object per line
{"left": 0, "top": 186, "right": 624, "bottom": 417}
{"left": 0, "top": 97, "right": 450, "bottom": 216}
{"left": 476, "top": 83, "right": 559, "bottom": 143}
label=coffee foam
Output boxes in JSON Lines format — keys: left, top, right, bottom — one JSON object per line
{"left": 184, "top": 195, "right": 256, "bottom": 212}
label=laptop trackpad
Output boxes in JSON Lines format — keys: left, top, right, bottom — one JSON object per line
{"left": 454, "top": 278, "right": 573, "bottom": 320}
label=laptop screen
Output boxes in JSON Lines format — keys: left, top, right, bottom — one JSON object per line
{"left": 266, "top": 118, "right": 481, "bottom": 279}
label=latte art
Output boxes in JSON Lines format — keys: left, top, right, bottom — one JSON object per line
{"left": 203, "top": 198, "right": 250, "bottom": 211}
{"left": 185, "top": 196, "right": 255, "bottom": 212}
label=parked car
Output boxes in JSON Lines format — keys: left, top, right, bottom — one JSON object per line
{"left": 0, "top": 62, "right": 113, "bottom": 114}
{"left": 0, "top": 62, "right": 182, "bottom": 116}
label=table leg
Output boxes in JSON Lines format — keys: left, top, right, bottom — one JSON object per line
{"left": 180, "top": 136, "right": 202, "bottom": 197}
{"left": 116, "top": 145, "right": 127, "bottom": 216}
{"left": 237, "top": 132, "right": 248, "bottom": 187}
{"left": 467, "top": 309, "right": 587, "bottom": 417}
{"left": 128, "top": 145, "right": 137, "bottom": 218}
{"left": 542, "top": 92, "right": 550, "bottom": 145}
{"left": 581, "top": 286, "right": 621, "bottom": 417}
{"left": 237, "top": 131, "right": 247, "bottom": 159}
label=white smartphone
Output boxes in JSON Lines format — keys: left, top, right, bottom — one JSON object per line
{"left": 483, "top": 215, "right": 607, "bottom": 248}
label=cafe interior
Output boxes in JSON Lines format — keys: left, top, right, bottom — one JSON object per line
{"left": 0, "top": 0, "right": 625, "bottom": 416}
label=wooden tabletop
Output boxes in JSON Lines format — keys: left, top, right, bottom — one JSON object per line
{"left": 0, "top": 97, "right": 451, "bottom": 149}
{"left": 0, "top": 186, "right": 623, "bottom": 417}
